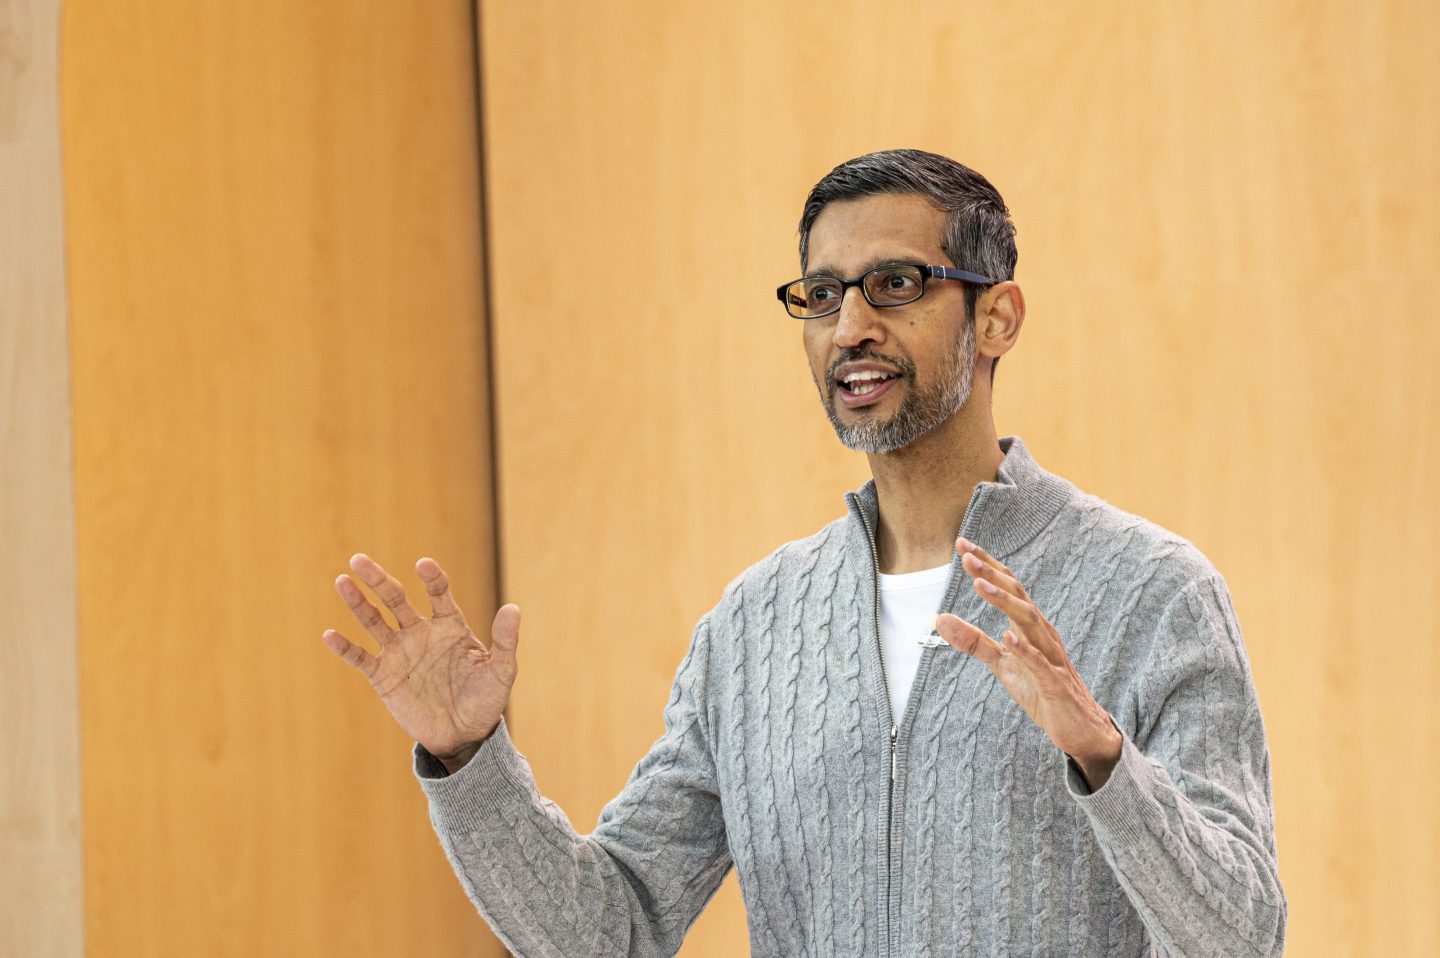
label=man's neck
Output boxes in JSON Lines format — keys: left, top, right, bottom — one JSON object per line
{"left": 866, "top": 406, "right": 1004, "bottom": 574}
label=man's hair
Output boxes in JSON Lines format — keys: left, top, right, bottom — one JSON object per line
{"left": 797, "top": 149, "right": 1017, "bottom": 381}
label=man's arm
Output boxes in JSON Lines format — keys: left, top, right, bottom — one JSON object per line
{"left": 413, "top": 618, "right": 730, "bottom": 958}
{"left": 324, "top": 556, "right": 731, "bottom": 957}
{"left": 1067, "top": 575, "right": 1285, "bottom": 957}
{"left": 937, "top": 539, "right": 1285, "bottom": 957}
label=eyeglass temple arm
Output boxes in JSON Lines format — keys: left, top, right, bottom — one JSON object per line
{"left": 927, "top": 266, "right": 995, "bottom": 285}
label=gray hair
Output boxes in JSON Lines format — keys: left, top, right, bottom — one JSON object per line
{"left": 797, "top": 149, "right": 1017, "bottom": 380}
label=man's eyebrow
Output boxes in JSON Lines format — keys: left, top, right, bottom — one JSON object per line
{"left": 804, "top": 255, "right": 932, "bottom": 279}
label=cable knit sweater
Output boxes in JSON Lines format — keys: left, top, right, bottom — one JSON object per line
{"left": 414, "top": 435, "right": 1286, "bottom": 957}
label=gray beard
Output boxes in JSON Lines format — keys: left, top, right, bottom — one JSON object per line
{"left": 818, "top": 319, "right": 976, "bottom": 454}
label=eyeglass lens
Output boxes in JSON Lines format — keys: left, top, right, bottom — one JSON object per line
{"left": 785, "top": 265, "right": 925, "bottom": 318}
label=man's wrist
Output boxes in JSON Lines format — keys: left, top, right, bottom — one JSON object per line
{"left": 436, "top": 743, "right": 482, "bottom": 776}
{"left": 1068, "top": 717, "right": 1123, "bottom": 792}
{"left": 430, "top": 721, "right": 499, "bottom": 775}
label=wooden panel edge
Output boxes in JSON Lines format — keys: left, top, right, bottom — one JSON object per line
{"left": 0, "top": 0, "right": 85, "bottom": 955}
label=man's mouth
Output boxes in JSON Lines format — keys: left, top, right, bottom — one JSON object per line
{"left": 836, "top": 369, "right": 901, "bottom": 407}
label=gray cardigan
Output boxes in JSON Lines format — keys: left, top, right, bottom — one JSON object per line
{"left": 415, "top": 436, "right": 1286, "bottom": 957}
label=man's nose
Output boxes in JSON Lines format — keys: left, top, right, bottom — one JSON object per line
{"left": 832, "top": 287, "right": 886, "bottom": 349}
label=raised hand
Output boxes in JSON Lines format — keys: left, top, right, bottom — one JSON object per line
{"left": 322, "top": 553, "right": 519, "bottom": 773}
{"left": 935, "top": 536, "right": 1122, "bottom": 789}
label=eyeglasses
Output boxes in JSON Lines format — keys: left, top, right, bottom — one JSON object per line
{"left": 776, "top": 263, "right": 993, "bottom": 320}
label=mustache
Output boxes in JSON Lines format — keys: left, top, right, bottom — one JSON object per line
{"left": 825, "top": 349, "right": 916, "bottom": 383}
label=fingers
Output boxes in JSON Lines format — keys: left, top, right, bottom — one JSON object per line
{"left": 934, "top": 613, "right": 1001, "bottom": 668}
{"left": 1001, "top": 628, "right": 1054, "bottom": 674}
{"left": 955, "top": 536, "right": 1009, "bottom": 572}
{"left": 349, "top": 553, "right": 423, "bottom": 628}
{"left": 321, "top": 628, "right": 378, "bottom": 678}
{"left": 968, "top": 570, "right": 1035, "bottom": 624}
{"left": 970, "top": 578, "right": 1069, "bottom": 669}
{"left": 490, "top": 603, "right": 521, "bottom": 656}
{"left": 938, "top": 612, "right": 1064, "bottom": 707}
{"left": 956, "top": 539, "right": 1070, "bottom": 669}
{"left": 416, "top": 557, "right": 460, "bottom": 618}
{"left": 956, "top": 537, "right": 1028, "bottom": 599}
{"left": 335, "top": 572, "right": 397, "bottom": 644}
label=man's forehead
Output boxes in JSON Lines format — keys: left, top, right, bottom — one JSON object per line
{"left": 806, "top": 193, "right": 949, "bottom": 274}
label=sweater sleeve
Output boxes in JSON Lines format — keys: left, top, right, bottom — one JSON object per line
{"left": 413, "top": 618, "right": 731, "bottom": 958}
{"left": 1067, "top": 576, "right": 1287, "bottom": 958}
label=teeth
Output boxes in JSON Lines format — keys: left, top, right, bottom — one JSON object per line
{"left": 840, "top": 365, "right": 892, "bottom": 388}
{"left": 841, "top": 369, "right": 897, "bottom": 396}
{"left": 842, "top": 370, "right": 894, "bottom": 384}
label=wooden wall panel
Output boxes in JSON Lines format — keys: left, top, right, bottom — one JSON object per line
{"left": 480, "top": 1, "right": 1440, "bottom": 954}
{"left": 62, "top": 3, "right": 504, "bottom": 954}
{"left": 2, "top": 1, "right": 84, "bottom": 954}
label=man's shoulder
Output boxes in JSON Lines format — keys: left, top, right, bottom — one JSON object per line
{"left": 708, "top": 515, "right": 855, "bottom": 616}
{"left": 1049, "top": 481, "right": 1227, "bottom": 600}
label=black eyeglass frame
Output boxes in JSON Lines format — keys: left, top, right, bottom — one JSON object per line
{"left": 775, "top": 263, "right": 994, "bottom": 320}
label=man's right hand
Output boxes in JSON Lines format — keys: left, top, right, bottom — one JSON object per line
{"left": 322, "top": 554, "right": 519, "bottom": 774}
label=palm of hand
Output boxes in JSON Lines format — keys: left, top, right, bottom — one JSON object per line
{"left": 985, "top": 634, "right": 1103, "bottom": 758}
{"left": 323, "top": 554, "right": 520, "bottom": 763}
{"left": 368, "top": 613, "right": 513, "bottom": 758}
{"left": 939, "top": 540, "right": 1120, "bottom": 773}
{"left": 989, "top": 652, "right": 1044, "bottom": 724}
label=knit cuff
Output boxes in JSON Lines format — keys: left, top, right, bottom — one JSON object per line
{"left": 412, "top": 717, "right": 537, "bottom": 824}
{"left": 1065, "top": 732, "right": 1161, "bottom": 850}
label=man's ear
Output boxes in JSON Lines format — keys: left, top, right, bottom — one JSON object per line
{"left": 976, "top": 281, "right": 1025, "bottom": 362}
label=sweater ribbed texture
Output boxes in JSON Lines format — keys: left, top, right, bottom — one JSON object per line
{"left": 415, "top": 435, "right": 1286, "bottom": 957}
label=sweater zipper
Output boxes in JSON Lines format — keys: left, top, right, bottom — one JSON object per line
{"left": 852, "top": 499, "right": 899, "bottom": 958}
{"left": 852, "top": 482, "right": 987, "bottom": 958}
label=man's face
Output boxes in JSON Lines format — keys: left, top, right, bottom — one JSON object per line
{"left": 802, "top": 193, "right": 978, "bottom": 454}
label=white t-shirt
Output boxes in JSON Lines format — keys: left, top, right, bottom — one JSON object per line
{"left": 876, "top": 564, "right": 951, "bottom": 726}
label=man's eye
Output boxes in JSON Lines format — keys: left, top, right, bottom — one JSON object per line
{"left": 885, "top": 273, "right": 916, "bottom": 289}
{"left": 809, "top": 285, "right": 839, "bottom": 301}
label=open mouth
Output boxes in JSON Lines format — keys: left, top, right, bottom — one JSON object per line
{"left": 836, "top": 370, "right": 901, "bottom": 407}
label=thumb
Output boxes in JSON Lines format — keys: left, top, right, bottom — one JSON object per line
{"left": 490, "top": 603, "right": 521, "bottom": 655}
{"left": 936, "top": 612, "right": 1001, "bottom": 668}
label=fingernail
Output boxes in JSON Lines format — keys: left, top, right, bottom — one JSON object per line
{"left": 956, "top": 537, "right": 974, "bottom": 552}
{"left": 978, "top": 579, "right": 997, "bottom": 594}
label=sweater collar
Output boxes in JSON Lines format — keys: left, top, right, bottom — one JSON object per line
{"left": 845, "top": 435, "right": 1074, "bottom": 560}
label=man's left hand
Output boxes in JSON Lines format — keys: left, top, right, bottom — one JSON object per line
{"left": 935, "top": 536, "right": 1122, "bottom": 790}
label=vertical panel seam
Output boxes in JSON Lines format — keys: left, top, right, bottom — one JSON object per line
{"left": 468, "top": 0, "right": 505, "bottom": 612}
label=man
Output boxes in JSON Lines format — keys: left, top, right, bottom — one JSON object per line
{"left": 323, "top": 149, "right": 1285, "bottom": 956}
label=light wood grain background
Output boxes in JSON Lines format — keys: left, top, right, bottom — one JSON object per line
{"left": 1, "top": 1, "right": 84, "bottom": 955}
{"left": 4, "top": 0, "right": 1435, "bottom": 954}
{"left": 478, "top": 1, "right": 1439, "bottom": 955}
{"left": 59, "top": 1, "right": 504, "bottom": 954}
